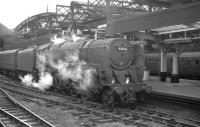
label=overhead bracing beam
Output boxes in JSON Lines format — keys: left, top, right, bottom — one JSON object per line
{"left": 15, "top": 0, "right": 172, "bottom": 37}
{"left": 107, "top": 2, "right": 200, "bottom": 34}
{"left": 56, "top": 0, "right": 171, "bottom": 31}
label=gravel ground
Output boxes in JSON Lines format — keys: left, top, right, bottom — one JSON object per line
{"left": 5, "top": 90, "right": 135, "bottom": 127}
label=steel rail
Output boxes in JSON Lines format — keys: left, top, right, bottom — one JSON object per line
{"left": 0, "top": 88, "right": 55, "bottom": 127}
{"left": 0, "top": 77, "right": 200, "bottom": 127}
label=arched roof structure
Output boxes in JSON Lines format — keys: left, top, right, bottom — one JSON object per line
{"left": 14, "top": 12, "right": 64, "bottom": 38}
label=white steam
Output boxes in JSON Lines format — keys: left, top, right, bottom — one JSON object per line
{"left": 20, "top": 74, "right": 33, "bottom": 87}
{"left": 19, "top": 72, "right": 53, "bottom": 91}
{"left": 48, "top": 51, "right": 96, "bottom": 91}
{"left": 32, "top": 72, "right": 53, "bottom": 91}
{"left": 51, "top": 35, "right": 65, "bottom": 44}
{"left": 72, "top": 34, "right": 81, "bottom": 41}
{"left": 20, "top": 31, "right": 95, "bottom": 91}
{"left": 51, "top": 30, "right": 81, "bottom": 44}
{"left": 81, "top": 69, "right": 95, "bottom": 90}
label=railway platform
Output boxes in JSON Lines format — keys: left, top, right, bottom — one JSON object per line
{"left": 144, "top": 76, "right": 200, "bottom": 101}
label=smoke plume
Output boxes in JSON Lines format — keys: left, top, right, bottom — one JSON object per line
{"left": 20, "top": 32, "right": 96, "bottom": 91}
{"left": 51, "top": 35, "right": 65, "bottom": 44}
{"left": 32, "top": 72, "right": 53, "bottom": 91}
{"left": 19, "top": 74, "right": 33, "bottom": 87}
{"left": 19, "top": 72, "right": 53, "bottom": 91}
{"left": 45, "top": 49, "right": 96, "bottom": 91}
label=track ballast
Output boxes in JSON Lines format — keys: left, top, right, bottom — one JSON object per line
{"left": 0, "top": 88, "right": 55, "bottom": 127}
{"left": 0, "top": 75, "right": 200, "bottom": 127}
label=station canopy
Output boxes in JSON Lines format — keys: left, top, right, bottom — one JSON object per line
{"left": 151, "top": 22, "right": 200, "bottom": 35}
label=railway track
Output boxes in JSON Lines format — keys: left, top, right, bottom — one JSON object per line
{"left": 147, "top": 92, "right": 200, "bottom": 110}
{"left": 0, "top": 76, "right": 200, "bottom": 127}
{"left": 0, "top": 88, "right": 55, "bottom": 127}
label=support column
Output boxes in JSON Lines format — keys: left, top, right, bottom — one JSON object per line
{"left": 171, "top": 53, "right": 179, "bottom": 83}
{"left": 106, "top": 0, "right": 112, "bottom": 22}
{"left": 160, "top": 50, "right": 167, "bottom": 81}
{"left": 94, "top": 32, "right": 98, "bottom": 39}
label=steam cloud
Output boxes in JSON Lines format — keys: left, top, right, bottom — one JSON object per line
{"left": 48, "top": 50, "right": 96, "bottom": 91}
{"left": 20, "top": 32, "right": 95, "bottom": 91}
{"left": 32, "top": 72, "right": 53, "bottom": 91}
{"left": 19, "top": 74, "right": 33, "bottom": 87}
{"left": 51, "top": 35, "right": 65, "bottom": 44}
{"left": 19, "top": 72, "right": 53, "bottom": 91}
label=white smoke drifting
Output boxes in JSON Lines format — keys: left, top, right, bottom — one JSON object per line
{"left": 20, "top": 74, "right": 33, "bottom": 87}
{"left": 32, "top": 72, "right": 53, "bottom": 91}
{"left": 51, "top": 35, "right": 65, "bottom": 44}
{"left": 20, "top": 32, "right": 96, "bottom": 91}
{"left": 19, "top": 72, "right": 53, "bottom": 91}
{"left": 48, "top": 50, "right": 96, "bottom": 91}
{"left": 51, "top": 30, "right": 81, "bottom": 44}
{"left": 72, "top": 34, "right": 81, "bottom": 41}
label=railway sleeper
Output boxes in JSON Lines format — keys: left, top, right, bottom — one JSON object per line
{"left": 2, "top": 107, "right": 18, "bottom": 111}
{"left": 1, "top": 121, "right": 18, "bottom": 127}
{"left": 71, "top": 111, "right": 88, "bottom": 116}
{"left": 59, "top": 107, "right": 73, "bottom": 110}
{"left": 3, "top": 107, "right": 19, "bottom": 110}
{"left": 0, "top": 102, "right": 13, "bottom": 106}
{"left": 0, "top": 118, "right": 10, "bottom": 122}
{"left": 1, "top": 120, "right": 12, "bottom": 125}
{"left": 6, "top": 110, "right": 23, "bottom": 114}
{"left": 121, "top": 116, "right": 133, "bottom": 120}
{"left": 3, "top": 123, "right": 15, "bottom": 127}
{"left": 90, "top": 116, "right": 105, "bottom": 121}
{"left": 0, "top": 98, "right": 9, "bottom": 101}
{"left": 179, "top": 122, "right": 200, "bottom": 127}
{"left": 12, "top": 113, "right": 28, "bottom": 117}
{"left": 26, "top": 121, "right": 41, "bottom": 126}
{"left": 22, "top": 118, "right": 36, "bottom": 123}
{"left": 18, "top": 115, "right": 33, "bottom": 119}
{"left": 79, "top": 114, "right": 91, "bottom": 119}
{"left": 96, "top": 118, "right": 114, "bottom": 124}
{"left": 0, "top": 105, "right": 16, "bottom": 109}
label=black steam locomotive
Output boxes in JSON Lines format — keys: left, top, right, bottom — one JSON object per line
{"left": 0, "top": 37, "right": 151, "bottom": 105}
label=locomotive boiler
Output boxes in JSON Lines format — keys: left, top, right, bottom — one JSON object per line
{"left": 0, "top": 37, "right": 151, "bottom": 105}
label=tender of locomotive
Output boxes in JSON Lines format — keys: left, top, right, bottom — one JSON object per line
{"left": 0, "top": 38, "right": 151, "bottom": 105}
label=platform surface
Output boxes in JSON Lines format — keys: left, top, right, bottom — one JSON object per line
{"left": 144, "top": 76, "right": 200, "bottom": 100}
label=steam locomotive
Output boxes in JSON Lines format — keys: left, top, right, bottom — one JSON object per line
{"left": 0, "top": 37, "right": 151, "bottom": 105}
{"left": 145, "top": 52, "right": 200, "bottom": 79}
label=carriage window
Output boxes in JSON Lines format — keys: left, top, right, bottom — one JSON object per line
{"left": 195, "top": 60, "right": 199, "bottom": 65}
